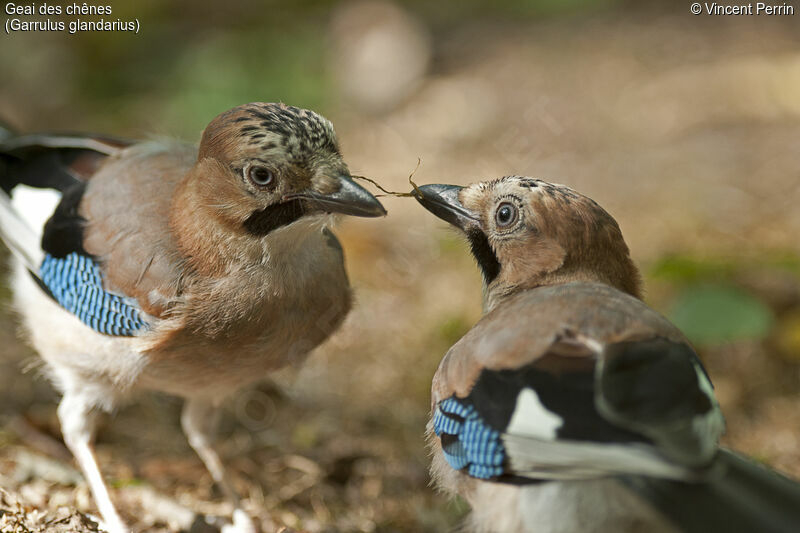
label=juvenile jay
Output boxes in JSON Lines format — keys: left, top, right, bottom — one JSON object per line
{"left": 0, "top": 102, "right": 386, "bottom": 533}
{"left": 414, "top": 176, "right": 800, "bottom": 533}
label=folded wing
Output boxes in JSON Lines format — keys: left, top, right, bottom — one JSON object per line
{"left": 0, "top": 132, "right": 154, "bottom": 336}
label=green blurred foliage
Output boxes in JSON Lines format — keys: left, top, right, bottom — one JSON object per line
{"left": 645, "top": 252, "right": 800, "bottom": 346}
{"left": 650, "top": 253, "right": 800, "bottom": 284}
{"left": 649, "top": 255, "right": 740, "bottom": 284}
{"left": 668, "top": 284, "right": 774, "bottom": 346}
{"left": 646, "top": 253, "right": 800, "bottom": 346}
{"left": 159, "top": 28, "right": 331, "bottom": 137}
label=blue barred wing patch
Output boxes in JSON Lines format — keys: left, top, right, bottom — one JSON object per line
{"left": 39, "top": 252, "right": 149, "bottom": 336}
{"left": 433, "top": 396, "right": 505, "bottom": 479}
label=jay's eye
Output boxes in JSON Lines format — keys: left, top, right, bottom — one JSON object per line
{"left": 495, "top": 202, "right": 518, "bottom": 228}
{"left": 246, "top": 165, "right": 275, "bottom": 188}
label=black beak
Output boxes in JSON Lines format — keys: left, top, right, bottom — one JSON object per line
{"left": 413, "top": 183, "right": 479, "bottom": 231}
{"left": 286, "top": 175, "right": 387, "bottom": 218}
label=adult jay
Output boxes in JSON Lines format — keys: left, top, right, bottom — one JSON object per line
{"left": 0, "top": 102, "right": 385, "bottom": 532}
{"left": 414, "top": 176, "right": 800, "bottom": 533}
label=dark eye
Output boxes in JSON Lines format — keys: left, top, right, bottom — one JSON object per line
{"left": 247, "top": 165, "right": 274, "bottom": 187}
{"left": 495, "top": 202, "right": 518, "bottom": 228}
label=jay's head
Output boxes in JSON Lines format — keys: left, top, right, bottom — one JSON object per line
{"left": 190, "top": 102, "right": 385, "bottom": 237}
{"left": 415, "top": 176, "right": 641, "bottom": 306}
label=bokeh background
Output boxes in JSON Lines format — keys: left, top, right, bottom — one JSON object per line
{"left": 2, "top": 1, "right": 800, "bottom": 531}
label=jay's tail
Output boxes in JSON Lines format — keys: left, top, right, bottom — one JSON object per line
{"left": 624, "top": 449, "right": 800, "bottom": 533}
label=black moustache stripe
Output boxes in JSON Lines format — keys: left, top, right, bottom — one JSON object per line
{"left": 466, "top": 228, "right": 501, "bottom": 284}
{"left": 243, "top": 199, "right": 307, "bottom": 236}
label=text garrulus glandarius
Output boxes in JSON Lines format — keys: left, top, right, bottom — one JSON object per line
{"left": 0, "top": 103, "right": 385, "bottom": 533}
{"left": 414, "top": 176, "right": 800, "bottom": 533}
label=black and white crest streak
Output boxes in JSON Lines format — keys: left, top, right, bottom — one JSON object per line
{"left": 238, "top": 104, "right": 340, "bottom": 164}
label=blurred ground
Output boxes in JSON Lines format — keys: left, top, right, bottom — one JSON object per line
{"left": 2, "top": 1, "right": 800, "bottom": 532}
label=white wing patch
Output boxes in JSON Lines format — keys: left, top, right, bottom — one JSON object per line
{"left": 502, "top": 388, "right": 691, "bottom": 480}
{"left": 10, "top": 184, "right": 62, "bottom": 236}
{"left": 502, "top": 434, "right": 692, "bottom": 480}
{"left": 507, "top": 388, "right": 564, "bottom": 440}
{"left": 0, "top": 185, "right": 61, "bottom": 269}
